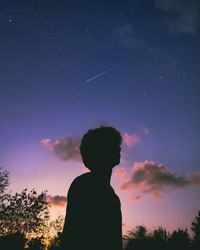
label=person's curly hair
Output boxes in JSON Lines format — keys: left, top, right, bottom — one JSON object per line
{"left": 80, "top": 126, "right": 122, "bottom": 171}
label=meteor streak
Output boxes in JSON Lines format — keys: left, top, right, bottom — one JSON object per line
{"left": 86, "top": 66, "right": 117, "bottom": 82}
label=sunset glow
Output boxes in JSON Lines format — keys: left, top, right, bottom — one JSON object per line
{"left": 1, "top": 0, "right": 200, "bottom": 239}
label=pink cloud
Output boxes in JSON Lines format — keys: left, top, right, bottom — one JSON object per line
{"left": 41, "top": 138, "right": 53, "bottom": 151}
{"left": 46, "top": 195, "right": 67, "bottom": 207}
{"left": 41, "top": 137, "right": 81, "bottom": 161}
{"left": 114, "top": 167, "right": 127, "bottom": 179}
{"left": 188, "top": 172, "right": 200, "bottom": 186}
{"left": 123, "top": 132, "right": 140, "bottom": 148}
{"left": 120, "top": 161, "right": 200, "bottom": 198}
{"left": 132, "top": 195, "right": 142, "bottom": 200}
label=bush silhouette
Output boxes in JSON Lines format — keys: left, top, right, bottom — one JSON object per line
{"left": 0, "top": 232, "right": 25, "bottom": 250}
{"left": 0, "top": 167, "right": 200, "bottom": 250}
{"left": 191, "top": 210, "right": 200, "bottom": 249}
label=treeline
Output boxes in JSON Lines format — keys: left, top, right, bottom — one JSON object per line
{"left": 0, "top": 167, "right": 200, "bottom": 250}
{"left": 123, "top": 216, "right": 200, "bottom": 250}
{"left": 0, "top": 167, "right": 63, "bottom": 250}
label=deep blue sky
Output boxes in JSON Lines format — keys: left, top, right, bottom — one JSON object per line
{"left": 1, "top": 0, "right": 200, "bottom": 232}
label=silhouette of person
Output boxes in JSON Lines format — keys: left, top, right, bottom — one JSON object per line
{"left": 60, "top": 126, "right": 123, "bottom": 250}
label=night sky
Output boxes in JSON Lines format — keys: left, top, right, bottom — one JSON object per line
{"left": 1, "top": 0, "right": 200, "bottom": 234}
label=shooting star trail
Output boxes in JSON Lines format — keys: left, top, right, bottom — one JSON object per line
{"left": 86, "top": 66, "right": 118, "bottom": 83}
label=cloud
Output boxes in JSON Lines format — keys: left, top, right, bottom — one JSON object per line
{"left": 154, "top": 0, "right": 200, "bottom": 34}
{"left": 123, "top": 132, "right": 140, "bottom": 148}
{"left": 120, "top": 160, "right": 200, "bottom": 198}
{"left": 46, "top": 195, "right": 67, "bottom": 207}
{"left": 41, "top": 137, "right": 81, "bottom": 161}
{"left": 143, "top": 127, "right": 149, "bottom": 135}
{"left": 113, "top": 23, "right": 166, "bottom": 58}
{"left": 188, "top": 172, "right": 200, "bottom": 186}
{"left": 113, "top": 24, "right": 145, "bottom": 48}
{"left": 42, "top": 130, "right": 143, "bottom": 162}
{"left": 132, "top": 195, "right": 142, "bottom": 200}
{"left": 114, "top": 167, "right": 127, "bottom": 178}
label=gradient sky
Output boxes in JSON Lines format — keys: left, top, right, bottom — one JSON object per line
{"left": 1, "top": 0, "right": 200, "bottom": 234}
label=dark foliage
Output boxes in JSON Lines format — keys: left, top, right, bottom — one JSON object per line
{"left": 0, "top": 167, "right": 9, "bottom": 195}
{"left": 0, "top": 188, "right": 49, "bottom": 236}
{"left": 48, "top": 232, "right": 62, "bottom": 250}
{"left": 0, "top": 168, "right": 199, "bottom": 250}
{"left": 0, "top": 232, "right": 26, "bottom": 250}
{"left": 191, "top": 210, "right": 200, "bottom": 249}
{"left": 123, "top": 213, "right": 200, "bottom": 250}
{"left": 27, "top": 236, "right": 46, "bottom": 250}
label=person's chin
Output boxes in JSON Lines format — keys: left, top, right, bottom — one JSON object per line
{"left": 112, "top": 160, "right": 120, "bottom": 168}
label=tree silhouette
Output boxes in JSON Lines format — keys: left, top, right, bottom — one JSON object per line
{"left": 48, "top": 232, "right": 62, "bottom": 250}
{"left": 0, "top": 232, "right": 26, "bottom": 250}
{"left": 191, "top": 210, "right": 200, "bottom": 249}
{"left": 0, "top": 167, "right": 9, "bottom": 194}
{"left": 124, "top": 225, "right": 150, "bottom": 250}
{"left": 124, "top": 226, "right": 194, "bottom": 250}
{"left": 0, "top": 188, "right": 49, "bottom": 236}
{"left": 152, "top": 227, "right": 168, "bottom": 241}
{"left": 1, "top": 167, "right": 200, "bottom": 250}
{"left": 168, "top": 229, "right": 191, "bottom": 250}
{"left": 133, "top": 225, "right": 148, "bottom": 240}
{"left": 39, "top": 215, "right": 64, "bottom": 249}
{"left": 27, "top": 236, "right": 46, "bottom": 250}
{"left": 151, "top": 227, "right": 168, "bottom": 250}
{"left": 0, "top": 167, "right": 50, "bottom": 250}
{"left": 0, "top": 167, "right": 9, "bottom": 218}
{"left": 125, "top": 225, "right": 148, "bottom": 241}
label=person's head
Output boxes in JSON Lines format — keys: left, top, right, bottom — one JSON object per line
{"left": 80, "top": 126, "right": 122, "bottom": 172}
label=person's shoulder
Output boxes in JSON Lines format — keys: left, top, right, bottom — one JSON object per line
{"left": 69, "top": 172, "right": 93, "bottom": 193}
{"left": 73, "top": 172, "right": 93, "bottom": 185}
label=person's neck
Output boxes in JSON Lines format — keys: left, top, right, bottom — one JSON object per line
{"left": 92, "top": 167, "right": 112, "bottom": 186}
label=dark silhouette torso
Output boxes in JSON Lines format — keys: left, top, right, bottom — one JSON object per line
{"left": 61, "top": 172, "right": 123, "bottom": 250}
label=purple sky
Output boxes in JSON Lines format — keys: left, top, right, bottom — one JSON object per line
{"left": 1, "top": 0, "right": 200, "bottom": 234}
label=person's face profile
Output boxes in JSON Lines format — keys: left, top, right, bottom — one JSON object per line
{"left": 113, "top": 145, "right": 121, "bottom": 167}
{"left": 105, "top": 144, "right": 121, "bottom": 168}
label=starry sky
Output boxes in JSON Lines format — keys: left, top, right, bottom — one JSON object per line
{"left": 1, "top": 0, "right": 200, "bottom": 234}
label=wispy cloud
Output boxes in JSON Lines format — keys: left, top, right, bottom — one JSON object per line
{"left": 143, "top": 127, "right": 149, "bottom": 135}
{"left": 123, "top": 132, "right": 140, "bottom": 148}
{"left": 154, "top": 0, "right": 200, "bottom": 34}
{"left": 188, "top": 172, "right": 200, "bottom": 186}
{"left": 113, "top": 23, "right": 167, "bottom": 60}
{"left": 133, "top": 195, "right": 142, "bottom": 200}
{"left": 41, "top": 137, "right": 81, "bottom": 161}
{"left": 113, "top": 23, "right": 145, "bottom": 49}
{"left": 42, "top": 131, "right": 142, "bottom": 162}
{"left": 46, "top": 195, "right": 67, "bottom": 207}
{"left": 114, "top": 167, "right": 127, "bottom": 178}
{"left": 41, "top": 129, "right": 147, "bottom": 163}
{"left": 119, "top": 160, "right": 200, "bottom": 198}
